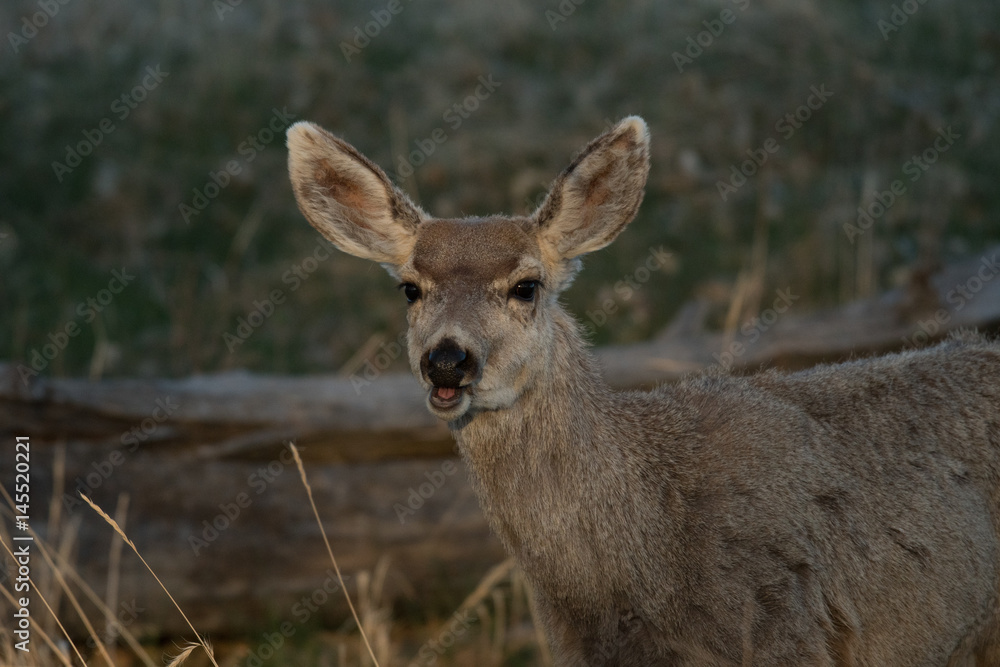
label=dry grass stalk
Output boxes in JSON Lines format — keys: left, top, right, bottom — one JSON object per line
{"left": 521, "top": 574, "right": 553, "bottom": 667}
{"left": 287, "top": 442, "right": 381, "bottom": 667}
{"left": 45, "top": 443, "right": 66, "bottom": 561}
{"left": 50, "top": 513, "right": 81, "bottom": 648}
{"left": 0, "top": 491, "right": 156, "bottom": 667}
{"left": 104, "top": 493, "right": 130, "bottom": 649}
{"left": 361, "top": 556, "right": 395, "bottom": 665}
{"left": 0, "top": 483, "right": 90, "bottom": 666}
{"left": 34, "top": 523, "right": 157, "bottom": 667}
{"left": 24, "top": 531, "right": 116, "bottom": 666}
{"left": 0, "top": 535, "right": 86, "bottom": 665}
{"left": 455, "top": 558, "right": 515, "bottom": 617}
{"left": 489, "top": 588, "right": 507, "bottom": 662}
{"left": 164, "top": 642, "right": 199, "bottom": 667}
{"left": 79, "top": 494, "right": 218, "bottom": 667}
{"left": 0, "top": 583, "right": 74, "bottom": 666}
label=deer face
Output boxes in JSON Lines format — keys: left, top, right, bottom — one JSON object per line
{"left": 397, "top": 216, "right": 552, "bottom": 420}
{"left": 287, "top": 117, "right": 649, "bottom": 421}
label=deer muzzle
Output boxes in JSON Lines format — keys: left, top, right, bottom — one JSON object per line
{"left": 422, "top": 338, "right": 479, "bottom": 412}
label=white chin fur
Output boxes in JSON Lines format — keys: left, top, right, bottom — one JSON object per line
{"left": 468, "top": 386, "right": 519, "bottom": 412}
{"left": 424, "top": 385, "right": 521, "bottom": 421}
{"left": 426, "top": 390, "right": 473, "bottom": 421}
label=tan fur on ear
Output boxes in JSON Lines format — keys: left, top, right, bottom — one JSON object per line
{"left": 533, "top": 117, "right": 650, "bottom": 284}
{"left": 286, "top": 121, "right": 426, "bottom": 265}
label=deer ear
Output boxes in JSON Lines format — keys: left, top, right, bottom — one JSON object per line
{"left": 533, "top": 117, "right": 650, "bottom": 264}
{"left": 287, "top": 121, "right": 425, "bottom": 266}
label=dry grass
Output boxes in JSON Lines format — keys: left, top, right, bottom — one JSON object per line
{"left": 79, "top": 494, "right": 219, "bottom": 667}
{"left": 0, "top": 449, "right": 546, "bottom": 666}
{"left": 288, "top": 442, "right": 380, "bottom": 666}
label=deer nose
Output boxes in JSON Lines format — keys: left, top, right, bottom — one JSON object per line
{"left": 423, "top": 339, "right": 475, "bottom": 388}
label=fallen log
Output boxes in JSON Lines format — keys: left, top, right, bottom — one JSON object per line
{"left": 598, "top": 244, "right": 1000, "bottom": 387}
{"left": 1, "top": 245, "right": 998, "bottom": 637}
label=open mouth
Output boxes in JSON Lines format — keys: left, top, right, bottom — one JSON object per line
{"left": 430, "top": 385, "right": 465, "bottom": 411}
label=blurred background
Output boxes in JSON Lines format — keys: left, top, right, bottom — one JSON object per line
{"left": 2, "top": 0, "right": 1000, "bottom": 665}
{"left": 4, "top": 0, "right": 998, "bottom": 381}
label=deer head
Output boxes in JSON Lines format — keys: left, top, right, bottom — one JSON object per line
{"left": 287, "top": 117, "right": 650, "bottom": 422}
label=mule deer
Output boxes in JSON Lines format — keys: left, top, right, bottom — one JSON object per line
{"left": 287, "top": 116, "right": 1000, "bottom": 665}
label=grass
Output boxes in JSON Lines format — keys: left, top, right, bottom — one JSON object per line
{"left": 0, "top": 447, "right": 547, "bottom": 666}
{"left": 3, "top": 0, "right": 999, "bottom": 380}
{"left": 287, "top": 443, "right": 379, "bottom": 666}
{"left": 78, "top": 495, "right": 220, "bottom": 667}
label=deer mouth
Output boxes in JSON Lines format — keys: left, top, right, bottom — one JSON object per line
{"left": 430, "top": 385, "right": 465, "bottom": 410}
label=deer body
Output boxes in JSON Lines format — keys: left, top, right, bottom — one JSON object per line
{"left": 287, "top": 117, "right": 1000, "bottom": 665}
{"left": 457, "top": 305, "right": 1000, "bottom": 666}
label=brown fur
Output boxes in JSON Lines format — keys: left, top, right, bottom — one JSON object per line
{"left": 287, "top": 116, "right": 1000, "bottom": 665}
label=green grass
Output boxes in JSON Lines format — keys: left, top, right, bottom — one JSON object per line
{"left": 2, "top": 0, "right": 999, "bottom": 379}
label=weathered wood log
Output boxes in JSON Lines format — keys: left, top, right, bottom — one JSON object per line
{"left": 598, "top": 244, "right": 1000, "bottom": 387}
{"left": 1, "top": 246, "right": 998, "bottom": 637}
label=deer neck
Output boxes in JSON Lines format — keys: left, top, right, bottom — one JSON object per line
{"left": 451, "top": 306, "right": 608, "bottom": 460}
{"left": 448, "top": 307, "right": 627, "bottom": 601}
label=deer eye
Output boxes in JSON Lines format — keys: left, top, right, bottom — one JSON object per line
{"left": 399, "top": 283, "right": 421, "bottom": 303}
{"left": 511, "top": 280, "right": 539, "bottom": 302}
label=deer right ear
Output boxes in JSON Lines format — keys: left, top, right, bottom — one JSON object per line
{"left": 287, "top": 122, "right": 425, "bottom": 266}
{"left": 533, "top": 117, "right": 650, "bottom": 274}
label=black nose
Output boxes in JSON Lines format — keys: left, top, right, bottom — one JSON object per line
{"left": 423, "top": 339, "right": 476, "bottom": 388}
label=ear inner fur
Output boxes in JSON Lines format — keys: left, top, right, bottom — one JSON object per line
{"left": 533, "top": 116, "right": 650, "bottom": 265}
{"left": 286, "top": 121, "right": 425, "bottom": 265}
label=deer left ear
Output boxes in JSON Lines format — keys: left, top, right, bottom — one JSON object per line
{"left": 287, "top": 121, "right": 426, "bottom": 268}
{"left": 533, "top": 117, "right": 650, "bottom": 269}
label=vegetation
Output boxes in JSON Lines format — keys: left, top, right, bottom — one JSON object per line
{"left": 3, "top": 0, "right": 998, "bottom": 380}
{"left": 0, "top": 447, "right": 547, "bottom": 666}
